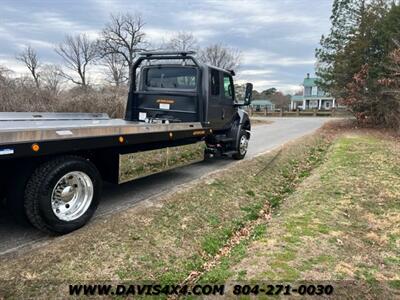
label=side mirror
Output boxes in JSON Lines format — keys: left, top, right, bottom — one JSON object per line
{"left": 243, "top": 83, "right": 253, "bottom": 106}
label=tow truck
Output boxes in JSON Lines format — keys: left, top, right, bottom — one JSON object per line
{"left": 0, "top": 51, "right": 253, "bottom": 234}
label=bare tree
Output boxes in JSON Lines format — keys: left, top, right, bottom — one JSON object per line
{"left": 55, "top": 34, "right": 99, "bottom": 87}
{"left": 39, "top": 64, "right": 64, "bottom": 94}
{"left": 270, "top": 91, "right": 291, "bottom": 110}
{"left": 102, "top": 53, "right": 128, "bottom": 86}
{"left": 16, "top": 46, "right": 40, "bottom": 88}
{"left": 100, "top": 13, "right": 146, "bottom": 84}
{"left": 166, "top": 31, "right": 198, "bottom": 52}
{"left": 0, "top": 65, "right": 11, "bottom": 81}
{"left": 198, "top": 43, "right": 241, "bottom": 70}
{"left": 294, "top": 89, "right": 303, "bottom": 96}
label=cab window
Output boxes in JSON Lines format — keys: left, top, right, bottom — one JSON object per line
{"left": 146, "top": 67, "right": 196, "bottom": 90}
{"left": 223, "top": 74, "right": 234, "bottom": 100}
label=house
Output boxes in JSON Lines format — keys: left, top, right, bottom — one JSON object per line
{"left": 250, "top": 99, "right": 276, "bottom": 112}
{"left": 290, "top": 74, "right": 336, "bottom": 110}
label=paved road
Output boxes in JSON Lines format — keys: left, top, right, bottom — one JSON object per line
{"left": 0, "top": 117, "right": 331, "bottom": 255}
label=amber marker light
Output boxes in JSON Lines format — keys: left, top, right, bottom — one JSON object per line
{"left": 32, "top": 143, "right": 40, "bottom": 152}
{"left": 118, "top": 136, "right": 125, "bottom": 143}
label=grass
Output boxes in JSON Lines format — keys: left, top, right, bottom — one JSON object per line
{"left": 0, "top": 127, "right": 330, "bottom": 298}
{"left": 220, "top": 132, "right": 400, "bottom": 298}
{"left": 119, "top": 142, "right": 205, "bottom": 182}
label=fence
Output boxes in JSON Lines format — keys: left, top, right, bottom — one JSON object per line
{"left": 247, "top": 107, "right": 351, "bottom": 118}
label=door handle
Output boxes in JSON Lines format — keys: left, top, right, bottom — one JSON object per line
{"left": 221, "top": 109, "right": 225, "bottom": 119}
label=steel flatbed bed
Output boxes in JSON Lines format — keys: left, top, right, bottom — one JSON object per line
{"left": 0, "top": 112, "right": 206, "bottom": 160}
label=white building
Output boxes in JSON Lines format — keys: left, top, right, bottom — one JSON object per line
{"left": 291, "top": 74, "right": 335, "bottom": 110}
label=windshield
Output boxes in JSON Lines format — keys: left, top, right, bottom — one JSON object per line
{"left": 145, "top": 67, "right": 197, "bottom": 90}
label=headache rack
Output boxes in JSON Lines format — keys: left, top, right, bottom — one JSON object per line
{"left": 126, "top": 51, "right": 202, "bottom": 122}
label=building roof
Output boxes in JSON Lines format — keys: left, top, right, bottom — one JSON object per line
{"left": 251, "top": 99, "right": 274, "bottom": 106}
{"left": 303, "top": 77, "right": 317, "bottom": 87}
{"left": 291, "top": 95, "right": 303, "bottom": 101}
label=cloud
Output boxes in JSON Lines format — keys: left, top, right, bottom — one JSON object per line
{"left": 243, "top": 49, "right": 315, "bottom": 67}
{"left": 0, "top": 0, "right": 332, "bottom": 94}
{"left": 0, "top": 58, "right": 28, "bottom": 74}
{"left": 236, "top": 78, "right": 301, "bottom": 94}
{"left": 178, "top": 11, "right": 233, "bottom": 27}
{"left": 238, "top": 69, "right": 274, "bottom": 76}
{"left": 23, "top": 39, "right": 54, "bottom": 49}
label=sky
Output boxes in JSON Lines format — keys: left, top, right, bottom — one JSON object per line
{"left": 0, "top": 0, "right": 333, "bottom": 93}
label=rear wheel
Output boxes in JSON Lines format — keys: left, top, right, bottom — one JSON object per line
{"left": 24, "top": 156, "right": 101, "bottom": 234}
{"left": 233, "top": 130, "right": 249, "bottom": 160}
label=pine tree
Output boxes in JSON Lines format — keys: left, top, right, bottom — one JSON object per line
{"left": 315, "top": 0, "right": 388, "bottom": 99}
{"left": 371, "top": 2, "right": 400, "bottom": 78}
{"left": 315, "top": 0, "right": 357, "bottom": 96}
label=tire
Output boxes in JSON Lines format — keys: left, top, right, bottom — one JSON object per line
{"left": 232, "top": 130, "right": 249, "bottom": 160}
{"left": 24, "top": 156, "right": 102, "bottom": 234}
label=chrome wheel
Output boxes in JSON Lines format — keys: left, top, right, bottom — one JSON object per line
{"left": 51, "top": 171, "right": 94, "bottom": 221}
{"left": 239, "top": 134, "right": 249, "bottom": 156}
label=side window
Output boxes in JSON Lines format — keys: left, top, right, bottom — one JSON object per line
{"left": 210, "top": 69, "right": 220, "bottom": 96}
{"left": 223, "top": 74, "right": 234, "bottom": 100}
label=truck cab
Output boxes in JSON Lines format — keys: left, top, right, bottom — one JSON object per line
{"left": 126, "top": 51, "right": 253, "bottom": 157}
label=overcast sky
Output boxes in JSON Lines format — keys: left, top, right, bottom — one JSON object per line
{"left": 0, "top": 0, "right": 332, "bottom": 93}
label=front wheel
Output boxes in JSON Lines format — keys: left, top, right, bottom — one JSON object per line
{"left": 24, "top": 156, "right": 102, "bottom": 234}
{"left": 233, "top": 130, "right": 249, "bottom": 160}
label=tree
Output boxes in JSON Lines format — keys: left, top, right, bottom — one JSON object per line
{"left": 102, "top": 52, "right": 128, "bottom": 86}
{"left": 251, "top": 87, "right": 277, "bottom": 100}
{"left": 315, "top": 0, "right": 385, "bottom": 98}
{"left": 100, "top": 13, "right": 146, "bottom": 84}
{"left": 263, "top": 88, "right": 277, "bottom": 96}
{"left": 270, "top": 91, "right": 291, "bottom": 110}
{"left": 198, "top": 43, "right": 241, "bottom": 70}
{"left": 315, "top": 0, "right": 397, "bottom": 127}
{"left": 294, "top": 89, "right": 303, "bottom": 96}
{"left": 376, "top": 40, "right": 400, "bottom": 128}
{"left": 39, "top": 64, "right": 64, "bottom": 94}
{"left": 166, "top": 31, "right": 198, "bottom": 52}
{"left": 0, "top": 65, "right": 11, "bottom": 82}
{"left": 16, "top": 46, "right": 40, "bottom": 88}
{"left": 371, "top": 2, "right": 400, "bottom": 78}
{"left": 55, "top": 34, "right": 99, "bottom": 87}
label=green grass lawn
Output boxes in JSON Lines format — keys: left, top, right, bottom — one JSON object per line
{"left": 210, "top": 133, "right": 400, "bottom": 298}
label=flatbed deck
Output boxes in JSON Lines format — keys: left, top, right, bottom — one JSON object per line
{"left": 0, "top": 112, "right": 206, "bottom": 161}
{"left": 0, "top": 113, "right": 203, "bottom": 146}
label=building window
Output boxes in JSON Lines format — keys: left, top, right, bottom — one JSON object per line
{"left": 311, "top": 86, "right": 317, "bottom": 96}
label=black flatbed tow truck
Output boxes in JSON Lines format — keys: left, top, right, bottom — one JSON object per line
{"left": 0, "top": 51, "right": 253, "bottom": 234}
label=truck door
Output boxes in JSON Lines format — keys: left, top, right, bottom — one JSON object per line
{"left": 208, "top": 68, "right": 223, "bottom": 129}
{"left": 221, "top": 73, "right": 236, "bottom": 129}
